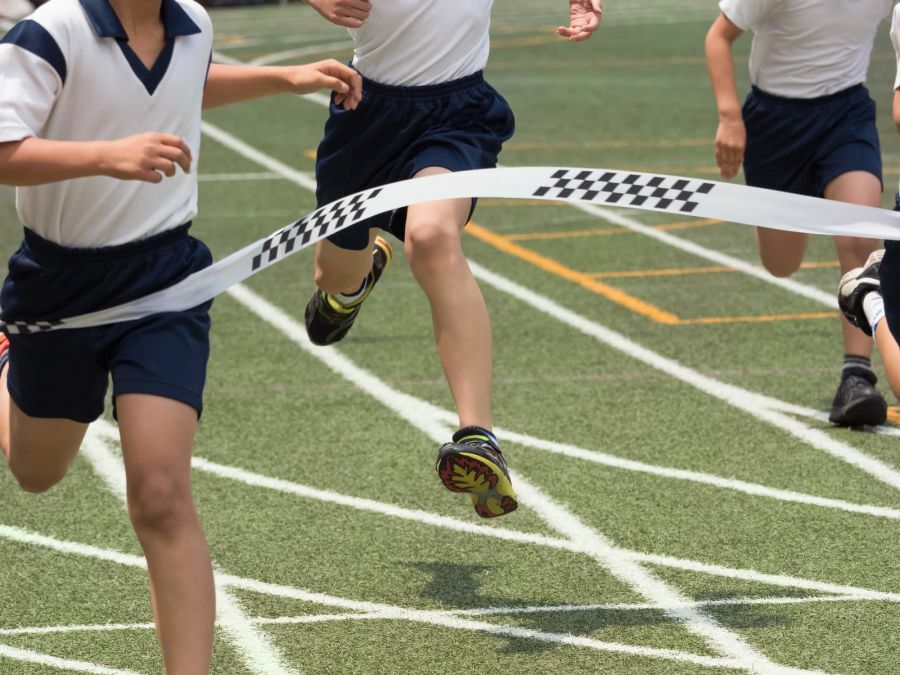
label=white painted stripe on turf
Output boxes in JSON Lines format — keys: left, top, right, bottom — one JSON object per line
{"left": 223, "top": 288, "right": 824, "bottom": 673}
{"left": 0, "top": 644, "right": 141, "bottom": 675}
{"left": 214, "top": 588, "right": 298, "bottom": 675}
{"left": 451, "top": 594, "right": 869, "bottom": 617}
{"left": 201, "top": 121, "right": 318, "bottom": 191}
{"left": 489, "top": 426, "right": 900, "bottom": 520}
{"left": 80, "top": 428, "right": 298, "bottom": 675}
{"left": 216, "top": 575, "right": 746, "bottom": 670}
{"left": 198, "top": 172, "right": 285, "bottom": 182}
{"left": 212, "top": 287, "right": 900, "bottom": 602}
{"left": 0, "top": 623, "right": 157, "bottom": 636}
{"left": 249, "top": 41, "right": 356, "bottom": 66}
{"left": 200, "top": 122, "right": 900, "bottom": 496}
{"left": 0, "top": 525, "right": 742, "bottom": 670}
{"left": 512, "top": 474, "right": 803, "bottom": 674}
{"left": 469, "top": 261, "right": 900, "bottom": 491}
{"left": 296, "top": 72, "right": 835, "bottom": 308}
{"left": 568, "top": 200, "right": 838, "bottom": 307}
{"left": 8, "top": 517, "right": 895, "bottom": 604}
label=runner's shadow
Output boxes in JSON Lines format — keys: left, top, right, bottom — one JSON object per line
{"left": 402, "top": 563, "right": 795, "bottom": 655}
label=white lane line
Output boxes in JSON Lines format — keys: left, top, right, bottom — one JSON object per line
{"left": 198, "top": 172, "right": 285, "bottom": 182}
{"left": 1, "top": 594, "right": 872, "bottom": 639}
{"left": 249, "top": 41, "right": 356, "bottom": 66}
{"left": 221, "top": 287, "right": 821, "bottom": 672}
{"left": 288, "top": 64, "right": 834, "bottom": 305}
{"left": 80, "top": 430, "right": 298, "bottom": 675}
{"left": 451, "top": 594, "right": 870, "bottom": 617}
{"left": 201, "top": 118, "right": 900, "bottom": 494}
{"left": 0, "top": 643, "right": 141, "bottom": 675}
{"left": 471, "top": 262, "right": 900, "bottom": 491}
{"left": 568, "top": 200, "right": 837, "bottom": 306}
{"left": 514, "top": 476, "right": 803, "bottom": 673}
{"left": 0, "top": 525, "right": 741, "bottom": 671}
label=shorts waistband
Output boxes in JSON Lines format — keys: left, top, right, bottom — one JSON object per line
{"left": 750, "top": 83, "right": 866, "bottom": 107}
{"left": 23, "top": 223, "right": 192, "bottom": 264}
{"left": 361, "top": 71, "right": 485, "bottom": 99}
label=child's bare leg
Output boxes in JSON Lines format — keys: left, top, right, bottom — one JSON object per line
{"left": 0, "top": 357, "right": 86, "bottom": 492}
{"left": 873, "top": 318, "right": 900, "bottom": 400}
{"left": 826, "top": 171, "right": 882, "bottom": 360}
{"left": 117, "top": 393, "right": 214, "bottom": 675}
{"left": 405, "top": 167, "right": 491, "bottom": 429}
{"left": 314, "top": 233, "right": 380, "bottom": 296}
{"left": 755, "top": 227, "right": 808, "bottom": 277}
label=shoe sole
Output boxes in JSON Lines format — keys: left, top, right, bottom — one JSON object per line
{"left": 437, "top": 451, "right": 518, "bottom": 518}
{"left": 829, "top": 395, "right": 888, "bottom": 427}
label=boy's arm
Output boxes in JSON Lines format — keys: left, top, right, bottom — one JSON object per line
{"left": 203, "top": 61, "right": 362, "bottom": 110}
{"left": 0, "top": 134, "right": 192, "bottom": 186}
{"left": 558, "top": 0, "right": 602, "bottom": 42}
{"left": 705, "top": 12, "right": 745, "bottom": 179}
{"left": 893, "top": 91, "right": 900, "bottom": 135}
{"left": 304, "top": 0, "right": 371, "bottom": 28}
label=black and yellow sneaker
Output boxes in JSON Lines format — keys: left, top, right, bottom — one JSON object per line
{"left": 829, "top": 369, "right": 887, "bottom": 427}
{"left": 436, "top": 426, "right": 518, "bottom": 518}
{"left": 304, "top": 236, "right": 393, "bottom": 346}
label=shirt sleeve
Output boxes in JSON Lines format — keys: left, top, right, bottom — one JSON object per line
{"left": 718, "top": 0, "right": 774, "bottom": 32}
{"left": 892, "top": 5, "right": 900, "bottom": 89}
{"left": 0, "top": 21, "right": 65, "bottom": 143}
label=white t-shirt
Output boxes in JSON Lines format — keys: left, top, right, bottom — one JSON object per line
{"left": 719, "top": 0, "right": 895, "bottom": 98}
{"left": 891, "top": 3, "right": 900, "bottom": 89}
{"left": 349, "top": 0, "right": 492, "bottom": 86}
{"left": 0, "top": 0, "right": 212, "bottom": 247}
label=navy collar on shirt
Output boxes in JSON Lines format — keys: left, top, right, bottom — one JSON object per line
{"left": 79, "top": 0, "right": 201, "bottom": 40}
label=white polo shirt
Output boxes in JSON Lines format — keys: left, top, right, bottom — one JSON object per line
{"left": 0, "top": 0, "right": 212, "bottom": 247}
{"left": 349, "top": 0, "right": 492, "bottom": 86}
{"left": 719, "top": 0, "right": 895, "bottom": 98}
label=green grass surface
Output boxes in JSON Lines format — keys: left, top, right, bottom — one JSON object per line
{"left": 2, "top": 1, "right": 900, "bottom": 673}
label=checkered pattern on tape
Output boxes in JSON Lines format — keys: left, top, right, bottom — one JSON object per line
{"left": 533, "top": 169, "right": 715, "bottom": 213}
{"left": 3, "top": 319, "right": 64, "bottom": 335}
{"left": 251, "top": 188, "right": 381, "bottom": 271}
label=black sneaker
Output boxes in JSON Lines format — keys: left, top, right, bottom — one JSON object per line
{"left": 838, "top": 249, "right": 883, "bottom": 337}
{"left": 304, "top": 236, "right": 392, "bottom": 346}
{"left": 436, "top": 427, "right": 518, "bottom": 518}
{"left": 829, "top": 370, "right": 887, "bottom": 427}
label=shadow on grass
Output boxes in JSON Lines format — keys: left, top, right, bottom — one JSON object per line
{"left": 403, "top": 561, "right": 797, "bottom": 655}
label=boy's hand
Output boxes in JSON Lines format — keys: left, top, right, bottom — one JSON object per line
{"left": 284, "top": 60, "right": 363, "bottom": 109}
{"left": 558, "top": 0, "right": 602, "bottom": 41}
{"left": 102, "top": 133, "right": 192, "bottom": 183}
{"left": 714, "top": 117, "right": 745, "bottom": 179}
{"left": 305, "top": 0, "right": 371, "bottom": 28}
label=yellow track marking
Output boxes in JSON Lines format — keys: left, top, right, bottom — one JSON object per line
{"left": 678, "top": 312, "right": 838, "bottom": 325}
{"left": 590, "top": 259, "right": 840, "bottom": 279}
{"left": 466, "top": 221, "right": 682, "bottom": 324}
{"left": 468, "top": 221, "right": 839, "bottom": 326}
{"left": 505, "top": 218, "right": 721, "bottom": 241}
{"left": 503, "top": 138, "right": 708, "bottom": 151}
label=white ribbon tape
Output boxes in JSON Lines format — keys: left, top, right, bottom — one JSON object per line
{"left": 5, "top": 166, "right": 900, "bottom": 334}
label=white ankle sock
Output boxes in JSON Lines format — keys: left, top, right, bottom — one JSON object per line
{"left": 863, "top": 292, "right": 885, "bottom": 334}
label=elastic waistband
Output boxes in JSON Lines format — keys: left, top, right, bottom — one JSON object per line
{"left": 750, "top": 83, "right": 866, "bottom": 107}
{"left": 361, "top": 71, "right": 485, "bottom": 99}
{"left": 23, "top": 223, "right": 192, "bottom": 264}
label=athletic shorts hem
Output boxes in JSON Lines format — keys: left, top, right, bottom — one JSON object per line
{"left": 113, "top": 378, "right": 203, "bottom": 416}
{"left": 7, "top": 381, "right": 101, "bottom": 424}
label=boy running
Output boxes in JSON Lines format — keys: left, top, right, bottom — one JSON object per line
{"left": 302, "top": 0, "right": 602, "bottom": 519}
{"left": 838, "top": 3, "right": 900, "bottom": 408}
{"left": 705, "top": 0, "right": 894, "bottom": 427}
{"left": 0, "top": 0, "right": 360, "bottom": 671}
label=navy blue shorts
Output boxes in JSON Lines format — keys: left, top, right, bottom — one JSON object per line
{"left": 882, "top": 195, "right": 900, "bottom": 340}
{"left": 743, "top": 84, "right": 882, "bottom": 197}
{"left": 0, "top": 225, "right": 213, "bottom": 423}
{"left": 315, "top": 70, "right": 516, "bottom": 250}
